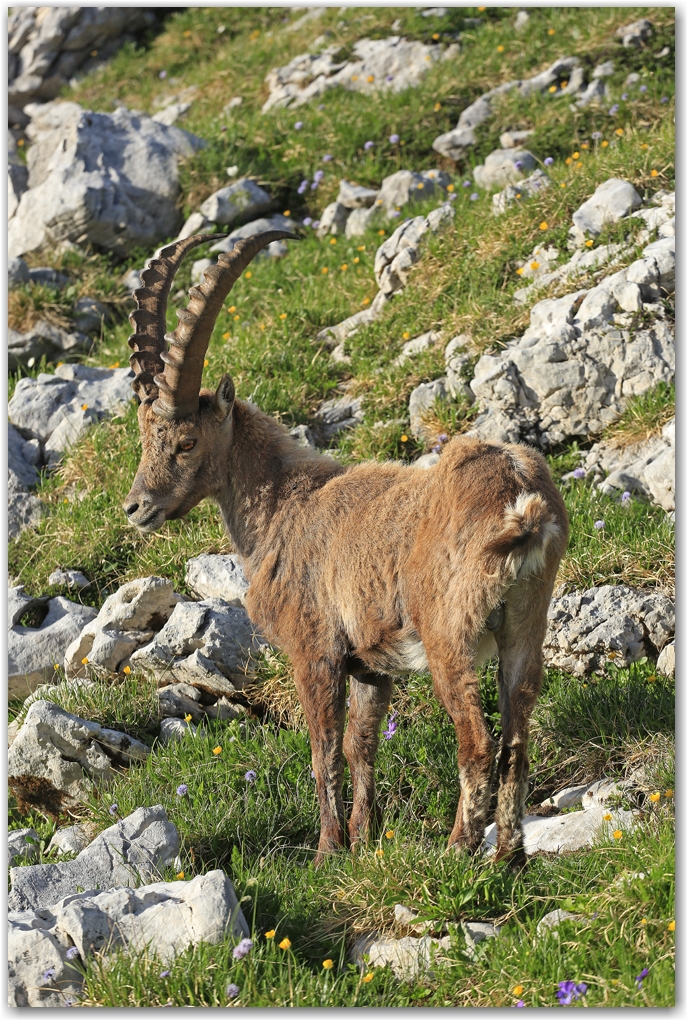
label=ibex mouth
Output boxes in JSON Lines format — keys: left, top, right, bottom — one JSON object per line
{"left": 132, "top": 508, "right": 167, "bottom": 533}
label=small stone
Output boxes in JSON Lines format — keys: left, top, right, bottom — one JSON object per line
{"left": 657, "top": 641, "right": 675, "bottom": 678}
{"left": 8, "top": 828, "right": 39, "bottom": 865}
{"left": 48, "top": 570, "right": 90, "bottom": 590}
{"left": 159, "top": 716, "right": 199, "bottom": 744}
{"left": 199, "top": 179, "right": 272, "bottom": 227}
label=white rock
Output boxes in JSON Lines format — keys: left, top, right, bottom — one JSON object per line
{"left": 462, "top": 920, "right": 501, "bottom": 959}
{"left": 393, "top": 329, "right": 441, "bottom": 367}
{"left": 315, "top": 395, "right": 365, "bottom": 440}
{"left": 316, "top": 201, "right": 351, "bottom": 237}
{"left": 209, "top": 213, "right": 295, "bottom": 259}
{"left": 409, "top": 378, "right": 449, "bottom": 438}
{"left": 352, "top": 931, "right": 451, "bottom": 981}
{"left": 514, "top": 10, "right": 530, "bottom": 29}
{"left": 8, "top": 319, "right": 90, "bottom": 373}
{"left": 337, "top": 179, "right": 379, "bottom": 209}
{"left": 569, "top": 178, "right": 643, "bottom": 245}
{"left": 616, "top": 18, "right": 652, "bottom": 47}
{"left": 544, "top": 585, "right": 675, "bottom": 675}
{"left": 536, "top": 909, "right": 587, "bottom": 937}
{"left": 48, "top": 824, "right": 92, "bottom": 857}
{"left": 344, "top": 205, "right": 379, "bottom": 237}
{"left": 152, "top": 100, "right": 193, "bottom": 126}
{"left": 9, "top": 828, "right": 39, "bottom": 865}
{"left": 491, "top": 168, "right": 550, "bottom": 214}
{"left": 8, "top": 910, "right": 83, "bottom": 1007}
{"left": 8, "top": 101, "right": 205, "bottom": 259}
{"left": 159, "top": 716, "right": 199, "bottom": 744}
{"left": 375, "top": 168, "right": 450, "bottom": 214}
{"left": 499, "top": 129, "right": 534, "bottom": 149}
{"left": 185, "top": 554, "right": 249, "bottom": 606}
{"left": 484, "top": 806, "right": 638, "bottom": 856}
{"left": 7, "top": 701, "right": 151, "bottom": 818}
{"left": 64, "top": 576, "right": 183, "bottom": 678}
{"left": 8, "top": 255, "right": 30, "bottom": 286}
{"left": 657, "top": 641, "right": 675, "bottom": 678}
{"left": 581, "top": 778, "right": 632, "bottom": 811}
{"left": 8, "top": 587, "right": 97, "bottom": 700}
{"left": 191, "top": 257, "right": 213, "bottom": 285}
{"left": 177, "top": 211, "right": 210, "bottom": 240}
{"left": 48, "top": 569, "right": 90, "bottom": 589}
{"left": 582, "top": 419, "right": 674, "bottom": 512}
{"left": 413, "top": 452, "right": 441, "bottom": 470}
{"left": 199, "top": 178, "right": 272, "bottom": 227}
{"left": 131, "top": 598, "right": 268, "bottom": 695}
{"left": 473, "top": 148, "right": 537, "bottom": 190}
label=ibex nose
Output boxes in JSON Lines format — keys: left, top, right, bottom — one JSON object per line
{"left": 124, "top": 502, "right": 139, "bottom": 517}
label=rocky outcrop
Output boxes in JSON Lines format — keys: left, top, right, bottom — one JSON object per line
{"left": 568, "top": 178, "right": 642, "bottom": 247}
{"left": 9, "top": 101, "right": 205, "bottom": 259}
{"left": 484, "top": 805, "right": 638, "bottom": 856}
{"left": 9, "top": 319, "right": 91, "bottom": 372}
{"left": 262, "top": 36, "right": 460, "bottom": 112}
{"left": 9, "top": 586, "right": 96, "bottom": 700}
{"left": 7, "top": 700, "right": 151, "bottom": 817}
{"left": 185, "top": 554, "right": 249, "bottom": 606}
{"left": 543, "top": 585, "right": 675, "bottom": 675}
{"left": 580, "top": 418, "right": 674, "bottom": 512}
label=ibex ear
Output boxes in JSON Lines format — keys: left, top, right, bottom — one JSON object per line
{"left": 214, "top": 374, "right": 235, "bottom": 420}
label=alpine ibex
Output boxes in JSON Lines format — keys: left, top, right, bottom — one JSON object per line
{"left": 124, "top": 230, "right": 568, "bottom": 867}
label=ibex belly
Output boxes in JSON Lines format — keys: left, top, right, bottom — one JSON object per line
{"left": 361, "top": 627, "right": 498, "bottom": 677}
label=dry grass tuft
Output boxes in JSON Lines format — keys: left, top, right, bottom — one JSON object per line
{"left": 242, "top": 651, "right": 305, "bottom": 730}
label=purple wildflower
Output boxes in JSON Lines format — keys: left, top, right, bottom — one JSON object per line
{"left": 313, "top": 169, "right": 324, "bottom": 182}
{"left": 109, "top": 803, "right": 118, "bottom": 816}
{"left": 43, "top": 969, "right": 57, "bottom": 983}
{"left": 621, "top": 92, "right": 629, "bottom": 101}
{"left": 302, "top": 216, "right": 312, "bottom": 226}
{"left": 386, "top": 75, "right": 394, "bottom": 82}
{"left": 437, "top": 433, "right": 448, "bottom": 443}
{"left": 226, "top": 984, "right": 240, "bottom": 999}
{"left": 513, "top": 1003, "right": 525, "bottom": 1009}
{"left": 640, "top": 84, "right": 648, "bottom": 92}
{"left": 514, "top": 160, "right": 523, "bottom": 170}
{"left": 159, "top": 70, "right": 167, "bottom": 80}
{"left": 233, "top": 938, "right": 254, "bottom": 960}
{"left": 63, "top": 999, "right": 75, "bottom": 1007}
{"left": 592, "top": 131, "right": 603, "bottom": 140}
{"left": 310, "top": 181, "right": 319, "bottom": 190}
{"left": 317, "top": 104, "right": 325, "bottom": 110}
{"left": 572, "top": 467, "right": 586, "bottom": 479}
{"left": 449, "top": 193, "right": 457, "bottom": 201}
{"left": 432, "top": 444, "right": 442, "bottom": 454}
{"left": 322, "top": 154, "right": 333, "bottom": 161}
{"left": 65, "top": 947, "right": 79, "bottom": 961}
{"left": 621, "top": 490, "right": 632, "bottom": 506}
{"left": 311, "top": 769, "right": 316, "bottom": 778}
{"left": 294, "top": 121, "right": 303, "bottom": 130}
{"left": 661, "top": 96, "right": 669, "bottom": 103}
{"left": 160, "top": 970, "right": 171, "bottom": 978}
{"left": 297, "top": 180, "right": 308, "bottom": 195}
{"left": 388, "top": 133, "right": 399, "bottom": 144}
{"left": 556, "top": 981, "right": 587, "bottom": 1005}
{"left": 544, "top": 156, "right": 554, "bottom": 166}
{"left": 594, "top": 520, "right": 605, "bottom": 530}
{"left": 470, "top": 192, "right": 479, "bottom": 201}
{"left": 312, "top": 219, "right": 320, "bottom": 228}
{"left": 383, "top": 711, "right": 398, "bottom": 740}
{"left": 462, "top": 180, "right": 471, "bottom": 187}
{"left": 609, "top": 103, "right": 619, "bottom": 115}
{"left": 245, "top": 770, "right": 257, "bottom": 783}
{"left": 389, "top": 209, "right": 400, "bottom": 217}
{"left": 176, "top": 784, "right": 188, "bottom": 797}
{"left": 364, "top": 140, "right": 374, "bottom": 150}
{"left": 635, "top": 967, "right": 649, "bottom": 989}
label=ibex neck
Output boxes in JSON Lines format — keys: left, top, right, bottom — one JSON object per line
{"left": 217, "top": 399, "right": 345, "bottom": 567}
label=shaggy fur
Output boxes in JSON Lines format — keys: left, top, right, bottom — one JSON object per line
{"left": 125, "top": 383, "right": 568, "bottom": 865}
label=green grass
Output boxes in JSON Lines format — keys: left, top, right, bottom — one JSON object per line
{"left": 9, "top": 5, "right": 675, "bottom": 1007}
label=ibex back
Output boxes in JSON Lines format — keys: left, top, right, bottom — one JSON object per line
{"left": 124, "top": 231, "right": 569, "bottom": 867}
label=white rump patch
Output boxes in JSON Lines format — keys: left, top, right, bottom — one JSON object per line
{"left": 503, "top": 492, "right": 561, "bottom": 578}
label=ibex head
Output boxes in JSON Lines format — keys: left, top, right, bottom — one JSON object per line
{"left": 123, "top": 230, "right": 299, "bottom": 532}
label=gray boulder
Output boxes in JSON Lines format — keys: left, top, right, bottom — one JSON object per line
{"left": 72, "top": 296, "right": 111, "bottom": 334}
{"left": 209, "top": 213, "right": 294, "bottom": 259}
{"left": 314, "top": 394, "right": 365, "bottom": 440}
{"left": 581, "top": 417, "right": 674, "bottom": 512}
{"left": 9, "top": 806, "right": 177, "bottom": 913}
{"left": 177, "top": 210, "right": 210, "bottom": 241}
{"left": 569, "top": 178, "right": 643, "bottom": 246}
{"left": 315, "top": 290, "right": 390, "bottom": 346}
{"left": 616, "top": 18, "right": 652, "bottom": 47}
{"left": 500, "top": 129, "right": 534, "bottom": 149}
{"left": 8, "top": 869, "right": 248, "bottom": 1007}
{"left": 28, "top": 266, "right": 71, "bottom": 288}
{"left": 8, "top": 256, "right": 30, "bottom": 287}
{"left": 131, "top": 598, "right": 268, "bottom": 695}
{"left": 9, "top": 586, "right": 97, "bottom": 700}
{"left": 393, "top": 329, "right": 442, "bottom": 367}
{"left": 544, "top": 585, "right": 675, "bottom": 674}
{"left": 375, "top": 168, "right": 450, "bottom": 214}
{"left": 374, "top": 205, "right": 455, "bottom": 297}
{"left": 344, "top": 204, "right": 380, "bottom": 238}
{"left": 352, "top": 931, "right": 452, "bottom": 981}
{"left": 9, "top": 828, "right": 39, "bottom": 865}
{"left": 185, "top": 554, "right": 249, "bottom": 606}
{"left": 199, "top": 178, "right": 272, "bottom": 227}
{"left": 492, "top": 168, "right": 550, "bottom": 215}
{"left": 657, "top": 641, "right": 675, "bottom": 678}
{"left": 8, "top": 319, "right": 91, "bottom": 372}
{"left": 409, "top": 378, "right": 449, "bottom": 438}
{"left": 8, "top": 101, "right": 205, "bottom": 259}
{"left": 444, "top": 334, "right": 475, "bottom": 402}
{"left": 484, "top": 805, "right": 638, "bottom": 856}
{"left": 316, "top": 201, "right": 351, "bottom": 238}
{"left": 158, "top": 716, "right": 199, "bottom": 744}
{"left": 8, "top": 700, "right": 150, "bottom": 818}
{"left": 48, "top": 569, "right": 90, "bottom": 590}
{"left": 473, "top": 148, "right": 537, "bottom": 190}
{"left": 48, "top": 824, "right": 92, "bottom": 857}
{"left": 64, "top": 576, "right": 183, "bottom": 678}
{"left": 337, "top": 179, "right": 379, "bottom": 209}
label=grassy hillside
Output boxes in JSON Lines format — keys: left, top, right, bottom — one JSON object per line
{"left": 9, "top": 6, "right": 674, "bottom": 1007}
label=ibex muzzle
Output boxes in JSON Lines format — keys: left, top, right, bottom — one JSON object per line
{"left": 125, "top": 230, "right": 569, "bottom": 869}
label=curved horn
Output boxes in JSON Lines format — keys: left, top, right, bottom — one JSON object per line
{"left": 152, "top": 229, "right": 300, "bottom": 420}
{"left": 127, "top": 233, "right": 228, "bottom": 401}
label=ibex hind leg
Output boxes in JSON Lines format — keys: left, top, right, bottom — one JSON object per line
{"left": 425, "top": 647, "right": 497, "bottom": 855}
{"left": 292, "top": 659, "right": 348, "bottom": 866}
{"left": 492, "top": 581, "right": 550, "bottom": 869}
{"left": 343, "top": 672, "right": 394, "bottom": 849}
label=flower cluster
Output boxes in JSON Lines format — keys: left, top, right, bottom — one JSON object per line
{"left": 233, "top": 937, "right": 254, "bottom": 960}
{"left": 382, "top": 710, "right": 398, "bottom": 740}
{"left": 432, "top": 433, "right": 449, "bottom": 455}
{"left": 556, "top": 981, "right": 587, "bottom": 1005}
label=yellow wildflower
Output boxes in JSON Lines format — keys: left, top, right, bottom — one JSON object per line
{"left": 665, "top": 789, "right": 674, "bottom": 798}
{"left": 613, "top": 830, "right": 622, "bottom": 840}
{"left": 548, "top": 28, "right": 555, "bottom": 35}
{"left": 283, "top": 210, "right": 290, "bottom": 217}
{"left": 650, "top": 169, "right": 659, "bottom": 177}
{"left": 403, "top": 331, "right": 411, "bottom": 339}
{"left": 640, "top": 918, "right": 647, "bottom": 925}
{"left": 362, "top": 973, "right": 374, "bottom": 983}
{"left": 228, "top": 305, "right": 236, "bottom": 313}
{"left": 640, "top": 143, "right": 649, "bottom": 150}
{"left": 516, "top": 267, "right": 524, "bottom": 275}
{"left": 615, "top": 128, "right": 624, "bottom": 136}
{"left": 603, "top": 813, "right": 612, "bottom": 821}
{"left": 561, "top": 81, "right": 568, "bottom": 89}
{"left": 321, "top": 267, "right": 329, "bottom": 274}
{"left": 176, "top": 870, "right": 185, "bottom": 879}
{"left": 17, "top": 137, "right": 25, "bottom": 145}
{"left": 432, "top": 33, "right": 440, "bottom": 40}
{"left": 416, "top": 182, "right": 424, "bottom": 189}
{"left": 375, "top": 848, "right": 384, "bottom": 858}
{"left": 601, "top": 140, "right": 609, "bottom": 147}
{"left": 385, "top": 830, "right": 394, "bottom": 839}
{"left": 572, "top": 152, "right": 580, "bottom": 159}
{"left": 400, "top": 435, "right": 408, "bottom": 443}
{"left": 123, "top": 665, "right": 131, "bottom": 675}
{"left": 367, "top": 75, "right": 374, "bottom": 83}
{"left": 81, "top": 657, "right": 89, "bottom": 665}
{"left": 549, "top": 85, "right": 557, "bottom": 94}
{"left": 361, "top": 297, "right": 370, "bottom": 305}
{"left": 585, "top": 240, "right": 594, "bottom": 247}
{"left": 322, "top": 959, "right": 334, "bottom": 970}
{"left": 649, "top": 792, "right": 661, "bottom": 802}
{"left": 560, "top": 182, "right": 566, "bottom": 188}
{"left": 434, "top": 102, "right": 441, "bottom": 111}
{"left": 279, "top": 312, "right": 287, "bottom": 319}
{"left": 530, "top": 261, "right": 540, "bottom": 270}
{"left": 668, "top": 920, "right": 675, "bottom": 931}
{"left": 54, "top": 664, "right": 60, "bottom": 671}
{"left": 497, "top": 45, "right": 504, "bottom": 53}
{"left": 265, "top": 930, "right": 276, "bottom": 939}
{"left": 249, "top": 29, "right": 260, "bottom": 41}
{"left": 330, "top": 237, "right": 337, "bottom": 245}
{"left": 279, "top": 937, "right": 292, "bottom": 950}
{"left": 233, "top": 314, "right": 240, "bottom": 321}
{"left": 539, "top": 221, "right": 548, "bottom": 231}
{"left": 213, "top": 746, "right": 222, "bottom": 755}
{"left": 377, "top": 229, "right": 385, "bottom": 236}
{"left": 245, "top": 270, "right": 252, "bottom": 278}
{"left": 184, "top": 713, "right": 192, "bottom": 723}
{"left": 64, "top": 498, "right": 69, "bottom": 504}
{"left": 353, "top": 256, "right": 360, "bottom": 264}
{"left": 513, "top": 985, "right": 524, "bottom": 996}
{"left": 351, "top": 75, "right": 358, "bottom": 82}
{"left": 565, "top": 157, "right": 573, "bottom": 165}
{"left": 259, "top": 323, "right": 265, "bottom": 330}
{"left": 341, "top": 263, "right": 348, "bottom": 271}
{"left": 204, "top": 359, "right": 209, "bottom": 367}
{"left": 357, "top": 245, "right": 366, "bottom": 251}
{"left": 447, "top": 183, "right": 455, "bottom": 192}
{"left": 81, "top": 404, "right": 88, "bottom": 411}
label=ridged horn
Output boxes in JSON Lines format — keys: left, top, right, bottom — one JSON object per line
{"left": 127, "top": 233, "right": 228, "bottom": 401}
{"left": 152, "top": 229, "right": 300, "bottom": 420}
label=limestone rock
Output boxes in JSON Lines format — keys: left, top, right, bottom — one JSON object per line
{"left": 177, "top": 210, "right": 210, "bottom": 241}
{"left": 444, "top": 334, "right": 475, "bottom": 402}
{"left": 484, "top": 806, "right": 638, "bottom": 856}
{"left": 48, "top": 569, "right": 90, "bottom": 590}
{"left": 462, "top": 921, "right": 501, "bottom": 959}
{"left": 539, "top": 783, "right": 589, "bottom": 811}
{"left": 8, "top": 319, "right": 91, "bottom": 372}
{"left": 374, "top": 205, "right": 454, "bottom": 297}
{"left": 413, "top": 452, "right": 441, "bottom": 469}
{"left": 616, "top": 18, "right": 652, "bottom": 47}
{"left": 131, "top": 599, "right": 268, "bottom": 694}
{"left": 375, "top": 168, "right": 450, "bottom": 214}
{"left": 158, "top": 716, "right": 199, "bottom": 744}
{"left": 199, "top": 178, "right": 272, "bottom": 227}
{"left": 48, "top": 824, "right": 92, "bottom": 857}
{"left": 209, "top": 213, "right": 295, "bottom": 259}
{"left": 9, "top": 869, "right": 248, "bottom": 1007}
{"left": 185, "top": 554, "right": 249, "bottom": 606}
{"left": 314, "top": 395, "right": 365, "bottom": 440}
{"left": 393, "top": 329, "right": 442, "bottom": 367}
{"left": 492, "top": 169, "right": 550, "bottom": 214}
{"left": 72, "top": 296, "right": 111, "bottom": 334}
{"left": 569, "top": 179, "right": 643, "bottom": 246}
{"left": 316, "top": 201, "right": 351, "bottom": 237}
{"left": 409, "top": 378, "right": 449, "bottom": 438}
{"left": 500, "top": 129, "right": 534, "bottom": 149}
{"left": 9, "top": 806, "right": 175, "bottom": 913}
{"left": 536, "top": 909, "right": 588, "bottom": 937}
{"left": 8, "top": 101, "right": 205, "bottom": 259}
{"left": 473, "top": 148, "right": 537, "bottom": 190}
{"left": 581, "top": 418, "right": 675, "bottom": 512}
{"left": 581, "top": 778, "right": 633, "bottom": 811}
{"left": 7, "top": 701, "right": 151, "bottom": 818}
{"left": 512, "top": 240, "right": 630, "bottom": 303}
{"left": 337, "top": 179, "right": 379, "bottom": 209}
{"left": 262, "top": 36, "right": 456, "bottom": 112}
{"left": 9, "top": 587, "right": 97, "bottom": 700}
{"left": 544, "top": 585, "right": 675, "bottom": 675}
{"left": 657, "top": 641, "right": 675, "bottom": 678}
{"left": 64, "top": 576, "right": 183, "bottom": 678}
{"left": 8, "top": 256, "right": 30, "bottom": 287}
{"left": 315, "top": 290, "right": 389, "bottom": 346}
{"left": 352, "top": 931, "right": 452, "bottom": 981}
{"left": 9, "top": 828, "right": 39, "bottom": 865}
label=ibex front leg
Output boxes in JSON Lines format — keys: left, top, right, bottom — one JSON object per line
{"left": 292, "top": 658, "right": 347, "bottom": 866}
{"left": 343, "top": 672, "right": 394, "bottom": 849}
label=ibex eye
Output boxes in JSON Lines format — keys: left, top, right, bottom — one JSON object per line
{"left": 179, "top": 439, "right": 196, "bottom": 452}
